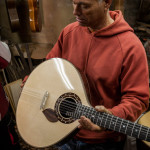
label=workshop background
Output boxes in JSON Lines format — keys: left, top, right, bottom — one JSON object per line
{"left": 0, "top": 0, "right": 150, "bottom": 150}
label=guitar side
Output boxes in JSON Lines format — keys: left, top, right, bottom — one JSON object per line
{"left": 138, "top": 111, "right": 150, "bottom": 147}
{"left": 16, "top": 58, "right": 90, "bottom": 148}
{"left": 5, "top": 0, "right": 20, "bottom": 32}
{"left": 27, "top": 0, "right": 42, "bottom": 32}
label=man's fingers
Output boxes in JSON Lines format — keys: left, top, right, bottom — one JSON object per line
{"left": 78, "top": 106, "right": 112, "bottom": 132}
{"left": 78, "top": 116, "right": 104, "bottom": 132}
{"left": 95, "top": 105, "right": 112, "bottom": 115}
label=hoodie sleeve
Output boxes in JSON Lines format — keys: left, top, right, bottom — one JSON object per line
{"left": 110, "top": 35, "right": 149, "bottom": 122}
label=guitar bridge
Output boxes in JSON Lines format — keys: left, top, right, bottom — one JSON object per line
{"left": 40, "top": 91, "right": 49, "bottom": 110}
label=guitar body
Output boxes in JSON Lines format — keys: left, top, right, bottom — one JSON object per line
{"left": 16, "top": 58, "right": 90, "bottom": 148}
{"left": 28, "top": 0, "right": 42, "bottom": 32}
{"left": 5, "top": 0, "right": 20, "bottom": 32}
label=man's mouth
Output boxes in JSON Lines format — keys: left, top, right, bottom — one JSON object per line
{"left": 76, "top": 17, "right": 86, "bottom": 23}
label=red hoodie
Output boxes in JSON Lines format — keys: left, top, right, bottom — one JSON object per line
{"left": 46, "top": 11, "right": 149, "bottom": 143}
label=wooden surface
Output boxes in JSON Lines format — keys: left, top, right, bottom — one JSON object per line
{"left": 0, "top": 0, "right": 75, "bottom": 44}
{"left": 4, "top": 79, "right": 22, "bottom": 115}
{"left": 5, "top": 0, "right": 20, "bottom": 32}
{"left": 28, "top": 0, "right": 42, "bottom": 32}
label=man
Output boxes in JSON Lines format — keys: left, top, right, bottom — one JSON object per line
{"left": 47, "top": 0, "right": 149, "bottom": 149}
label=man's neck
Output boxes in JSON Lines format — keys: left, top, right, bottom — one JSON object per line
{"left": 88, "top": 12, "right": 114, "bottom": 32}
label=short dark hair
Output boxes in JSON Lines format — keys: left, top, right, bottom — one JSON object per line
{"left": 98, "top": 0, "right": 103, "bottom": 3}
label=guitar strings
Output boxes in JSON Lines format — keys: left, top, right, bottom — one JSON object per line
{"left": 57, "top": 112, "right": 149, "bottom": 141}
{"left": 23, "top": 87, "right": 44, "bottom": 95}
{"left": 59, "top": 102, "right": 146, "bottom": 131}
{"left": 59, "top": 107, "right": 149, "bottom": 139}
{"left": 22, "top": 88, "right": 46, "bottom": 99}
{"left": 20, "top": 88, "right": 150, "bottom": 137}
{"left": 22, "top": 91, "right": 42, "bottom": 99}
{"left": 58, "top": 100, "right": 150, "bottom": 136}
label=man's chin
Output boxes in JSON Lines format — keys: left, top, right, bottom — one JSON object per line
{"left": 77, "top": 22, "right": 88, "bottom": 27}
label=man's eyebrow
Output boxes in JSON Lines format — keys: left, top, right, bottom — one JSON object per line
{"left": 72, "top": 1, "right": 91, "bottom": 5}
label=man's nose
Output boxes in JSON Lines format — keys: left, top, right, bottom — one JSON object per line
{"left": 73, "top": 5, "right": 81, "bottom": 16}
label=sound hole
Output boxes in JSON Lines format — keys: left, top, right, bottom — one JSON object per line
{"left": 55, "top": 92, "right": 81, "bottom": 124}
{"left": 59, "top": 98, "right": 77, "bottom": 118}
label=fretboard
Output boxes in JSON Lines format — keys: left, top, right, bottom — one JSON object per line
{"left": 66, "top": 104, "right": 150, "bottom": 142}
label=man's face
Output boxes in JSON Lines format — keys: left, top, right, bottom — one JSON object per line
{"left": 72, "top": 0, "right": 106, "bottom": 30}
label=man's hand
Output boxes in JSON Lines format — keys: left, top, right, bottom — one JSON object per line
{"left": 21, "top": 75, "right": 29, "bottom": 88}
{"left": 78, "top": 105, "right": 112, "bottom": 132}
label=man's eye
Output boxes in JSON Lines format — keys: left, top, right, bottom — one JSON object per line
{"left": 81, "top": 5, "right": 90, "bottom": 9}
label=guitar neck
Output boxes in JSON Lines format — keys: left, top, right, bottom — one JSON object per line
{"left": 66, "top": 104, "right": 150, "bottom": 142}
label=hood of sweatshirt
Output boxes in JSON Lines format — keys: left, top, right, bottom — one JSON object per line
{"left": 83, "top": 10, "right": 134, "bottom": 37}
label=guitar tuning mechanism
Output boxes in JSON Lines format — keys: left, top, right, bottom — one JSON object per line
{"left": 40, "top": 91, "right": 49, "bottom": 110}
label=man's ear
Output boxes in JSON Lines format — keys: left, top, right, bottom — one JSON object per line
{"left": 105, "top": 0, "right": 112, "bottom": 9}
{"left": 105, "top": 0, "right": 112, "bottom": 7}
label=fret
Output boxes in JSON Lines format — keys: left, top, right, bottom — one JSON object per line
{"left": 110, "top": 116, "right": 124, "bottom": 132}
{"left": 147, "top": 130, "right": 150, "bottom": 141}
{"left": 103, "top": 113, "right": 109, "bottom": 128}
{"left": 138, "top": 125, "right": 142, "bottom": 139}
{"left": 89, "top": 108, "right": 95, "bottom": 122}
{"left": 125, "top": 121, "right": 134, "bottom": 136}
{"left": 95, "top": 112, "right": 102, "bottom": 126}
{"left": 131, "top": 124, "right": 140, "bottom": 138}
{"left": 138, "top": 125, "right": 148, "bottom": 140}
{"left": 114, "top": 117, "right": 128, "bottom": 133}
{"left": 104, "top": 114, "right": 112, "bottom": 129}
{"left": 85, "top": 106, "right": 90, "bottom": 116}
{"left": 119, "top": 119, "right": 123, "bottom": 132}
{"left": 78, "top": 104, "right": 86, "bottom": 118}
{"left": 100, "top": 113, "right": 112, "bottom": 129}
{"left": 108, "top": 115, "right": 114, "bottom": 129}
{"left": 102, "top": 113, "right": 109, "bottom": 128}
{"left": 109, "top": 116, "right": 117, "bottom": 131}
{"left": 89, "top": 108, "right": 93, "bottom": 120}
{"left": 76, "top": 104, "right": 82, "bottom": 118}
{"left": 96, "top": 113, "right": 113, "bottom": 130}
{"left": 145, "top": 127, "right": 150, "bottom": 141}
{"left": 79, "top": 105, "right": 83, "bottom": 116}
{"left": 74, "top": 103, "right": 80, "bottom": 119}
{"left": 131, "top": 122, "right": 136, "bottom": 137}
{"left": 117, "top": 118, "right": 125, "bottom": 132}
{"left": 98, "top": 113, "right": 104, "bottom": 127}
{"left": 90, "top": 108, "right": 96, "bottom": 122}
{"left": 80, "top": 105, "right": 88, "bottom": 117}
{"left": 85, "top": 106, "right": 91, "bottom": 119}
{"left": 119, "top": 118, "right": 123, "bottom": 132}
{"left": 125, "top": 120, "right": 129, "bottom": 134}
{"left": 114, "top": 117, "right": 119, "bottom": 131}
{"left": 119, "top": 120, "right": 128, "bottom": 134}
